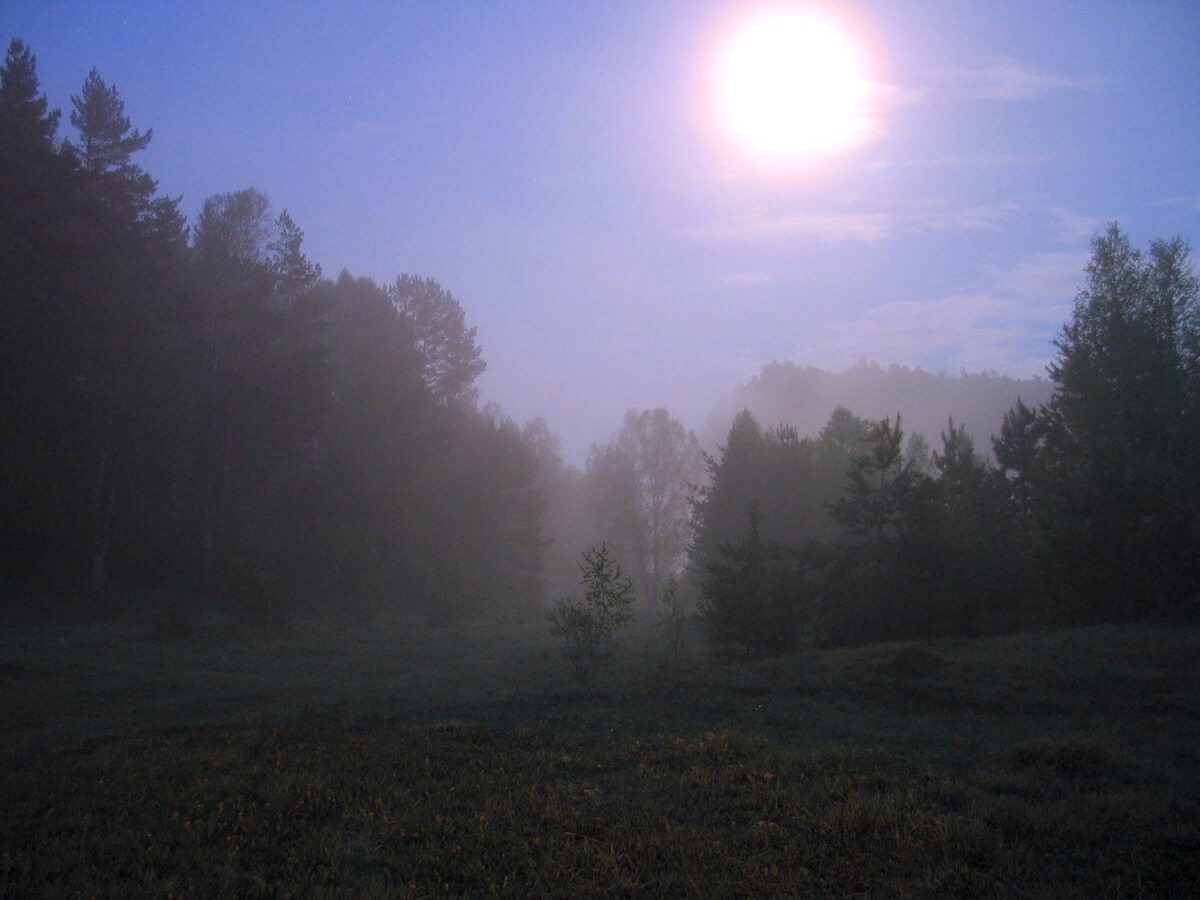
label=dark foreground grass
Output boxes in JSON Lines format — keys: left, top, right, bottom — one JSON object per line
{"left": 2, "top": 717, "right": 1197, "bottom": 898}
{"left": 2, "top": 617, "right": 1199, "bottom": 897}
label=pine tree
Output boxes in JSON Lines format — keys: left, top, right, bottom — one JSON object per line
{"left": 689, "top": 409, "right": 764, "bottom": 583}
{"left": 68, "top": 68, "right": 184, "bottom": 253}
{"left": 269, "top": 210, "right": 323, "bottom": 301}
{"left": 697, "top": 504, "right": 806, "bottom": 659}
{"left": 0, "top": 38, "right": 60, "bottom": 162}
{"left": 826, "top": 413, "right": 911, "bottom": 543}
{"left": 388, "top": 275, "right": 486, "bottom": 404}
{"left": 70, "top": 69, "right": 151, "bottom": 174}
{"left": 0, "top": 38, "right": 69, "bottom": 262}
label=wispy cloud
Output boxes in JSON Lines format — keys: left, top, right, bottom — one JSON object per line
{"left": 875, "top": 82, "right": 927, "bottom": 108}
{"left": 1048, "top": 207, "right": 1099, "bottom": 244}
{"left": 853, "top": 79, "right": 923, "bottom": 146}
{"left": 785, "top": 249, "right": 1085, "bottom": 378}
{"left": 786, "top": 294, "right": 1049, "bottom": 377}
{"left": 687, "top": 201, "right": 1019, "bottom": 248}
{"left": 902, "top": 201, "right": 1015, "bottom": 233}
{"left": 682, "top": 212, "right": 893, "bottom": 244}
{"left": 865, "top": 151, "right": 1056, "bottom": 171}
{"left": 987, "top": 250, "right": 1088, "bottom": 306}
{"left": 938, "top": 56, "right": 1104, "bottom": 101}
{"left": 1159, "top": 195, "right": 1200, "bottom": 213}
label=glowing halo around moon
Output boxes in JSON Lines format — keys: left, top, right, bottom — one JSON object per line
{"left": 711, "top": 4, "right": 875, "bottom": 165}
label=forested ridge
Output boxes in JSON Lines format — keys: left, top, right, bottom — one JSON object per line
{"left": 700, "top": 360, "right": 1055, "bottom": 462}
{"left": 3, "top": 39, "right": 1198, "bottom": 645}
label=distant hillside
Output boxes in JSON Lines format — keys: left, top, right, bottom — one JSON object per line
{"left": 701, "top": 361, "right": 1055, "bottom": 459}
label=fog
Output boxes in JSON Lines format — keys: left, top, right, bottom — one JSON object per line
{"left": 4, "top": 5, "right": 1200, "bottom": 894}
{"left": 699, "top": 360, "right": 1054, "bottom": 460}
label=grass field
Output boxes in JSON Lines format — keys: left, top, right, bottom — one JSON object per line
{"left": 1, "top": 610, "right": 1198, "bottom": 897}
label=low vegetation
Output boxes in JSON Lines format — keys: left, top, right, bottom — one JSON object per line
{"left": 2, "top": 615, "right": 1197, "bottom": 897}
{"left": 545, "top": 545, "right": 635, "bottom": 683}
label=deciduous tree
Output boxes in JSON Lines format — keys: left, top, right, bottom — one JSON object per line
{"left": 587, "top": 409, "right": 704, "bottom": 609}
{"left": 546, "top": 544, "right": 634, "bottom": 682}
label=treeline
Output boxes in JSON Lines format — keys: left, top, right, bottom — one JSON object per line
{"left": 701, "top": 361, "right": 1054, "bottom": 463}
{"left": 0, "top": 40, "right": 547, "bottom": 625}
{"left": 692, "top": 224, "right": 1200, "bottom": 652}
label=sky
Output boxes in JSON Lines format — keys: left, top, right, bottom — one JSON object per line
{"left": 8, "top": 1, "right": 1200, "bottom": 462}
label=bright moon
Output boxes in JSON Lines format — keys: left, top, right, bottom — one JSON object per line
{"left": 713, "top": 5, "right": 873, "bottom": 163}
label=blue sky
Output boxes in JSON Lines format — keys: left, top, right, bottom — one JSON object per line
{"left": 10, "top": 1, "right": 1200, "bottom": 461}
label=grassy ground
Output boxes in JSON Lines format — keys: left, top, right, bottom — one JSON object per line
{"left": 1, "top": 611, "right": 1198, "bottom": 897}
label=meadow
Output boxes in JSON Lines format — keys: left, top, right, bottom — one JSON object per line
{"left": 1, "top": 609, "right": 1197, "bottom": 898}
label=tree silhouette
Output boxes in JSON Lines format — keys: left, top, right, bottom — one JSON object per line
{"left": 388, "top": 274, "right": 486, "bottom": 404}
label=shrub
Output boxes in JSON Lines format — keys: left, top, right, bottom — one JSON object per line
{"left": 546, "top": 544, "right": 634, "bottom": 683}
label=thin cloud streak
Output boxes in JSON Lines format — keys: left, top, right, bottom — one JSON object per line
{"left": 864, "top": 151, "right": 1056, "bottom": 171}
{"left": 1048, "top": 207, "right": 1098, "bottom": 244}
{"left": 937, "top": 56, "right": 1105, "bottom": 101}
{"left": 686, "top": 201, "right": 1020, "bottom": 248}
{"left": 902, "top": 202, "right": 1014, "bottom": 233}
{"left": 682, "top": 212, "right": 893, "bottom": 244}
{"left": 987, "top": 250, "right": 1089, "bottom": 305}
{"left": 1159, "top": 195, "right": 1200, "bottom": 213}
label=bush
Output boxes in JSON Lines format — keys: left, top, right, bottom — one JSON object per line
{"left": 546, "top": 544, "right": 634, "bottom": 683}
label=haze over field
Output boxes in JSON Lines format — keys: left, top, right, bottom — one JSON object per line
{"left": 11, "top": 1, "right": 1199, "bottom": 461}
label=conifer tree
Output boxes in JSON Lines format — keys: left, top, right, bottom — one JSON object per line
{"left": 388, "top": 274, "right": 486, "bottom": 404}
{"left": 70, "top": 69, "right": 151, "bottom": 174}
{"left": 826, "top": 413, "right": 911, "bottom": 544}
{"left": 1042, "top": 224, "right": 1200, "bottom": 618}
{"left": 0, "top": 38, "right": 60, "bottom": 162}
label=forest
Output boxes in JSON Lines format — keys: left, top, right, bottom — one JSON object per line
{"left": 3, "top": 37, "right": 1199, "bottom": 649}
